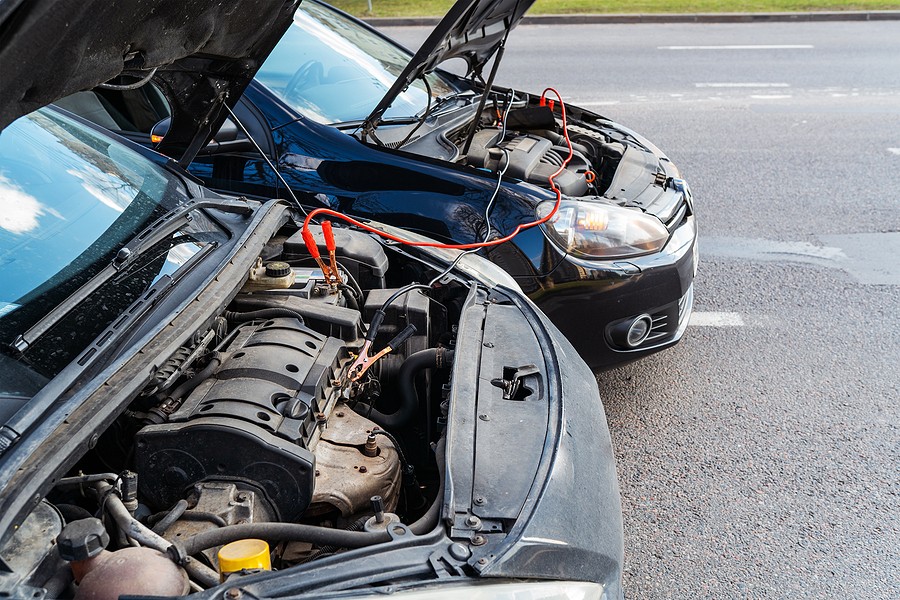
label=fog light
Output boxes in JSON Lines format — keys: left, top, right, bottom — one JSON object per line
{"left": 609, "top": 314, "right": 653, "bottom": 349}
{"left": 626, "top": 315, "right": 652, "bottom": 347}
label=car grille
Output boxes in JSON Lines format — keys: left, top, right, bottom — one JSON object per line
{"left": 645, "top": 310, "right": 673, "bottom": 344}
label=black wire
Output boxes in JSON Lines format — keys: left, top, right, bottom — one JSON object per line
{"left": 97, "top": 68, "right": 158, "bottom": 90}
{"left": 371, "top": 428, "right": 410, "bottom": 472}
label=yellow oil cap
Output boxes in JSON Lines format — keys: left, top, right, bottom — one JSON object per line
{"left": 217, "top": 539, "right": 271, "bottom": 579}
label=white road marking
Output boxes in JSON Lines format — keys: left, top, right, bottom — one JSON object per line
{"left": 689, "top": 312, "right": 745, "bottom": 327}
{"left": 888, "top": 148, "right": 900, "bottom": 155}
{"left": 659, "top": 44, "right": 814, "bottom": 50}
{"left": 750, "top": 94, "right": 793, "bottom": 99}
{"left": 695, "top": 82, "right": 790, "bottom": 88}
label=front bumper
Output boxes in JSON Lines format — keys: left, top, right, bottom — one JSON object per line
{"left": 532, "top": 212, "right": 697, "bottom": 371}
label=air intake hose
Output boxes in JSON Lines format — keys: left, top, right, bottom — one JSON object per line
{"left": 364, "top": 348, "right": 454, "bottom": 430}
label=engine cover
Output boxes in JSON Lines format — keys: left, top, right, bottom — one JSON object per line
{"left": 467, "top": 129, "right": 592, "bottom": 196}
{"left": 135, "top": 317, "right": 349, "bottom": 520}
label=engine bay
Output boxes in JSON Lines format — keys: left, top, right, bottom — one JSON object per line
{"left": 390, "top": 93, "right": 633, "bottom": 201}
{"left": 1, "top": 222, "right": 470, "bottom": 597}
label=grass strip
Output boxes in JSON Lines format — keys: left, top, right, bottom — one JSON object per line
{"left": 330, "top": 0, "right": 900, "bottom": 18}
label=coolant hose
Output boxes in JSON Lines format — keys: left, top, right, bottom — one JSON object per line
{"left": 409, "top": 437, "right": 446, "bottom": 535}
{"left": 222, "top": 308, "right": 305, "bottom": 323}
{"left": 364, "top": 348, "right": 454, "bottom": 430}
{"left": 165, "top": 353, "right": 222, "bottom": 402}
{"left": 151, "top": 499, "right": 188, "bottom": 535}
{"left": 180, "top": 523, "right": 391, "bottom": 556}
{"left": 94, "top": 483, "right": 220, "bottom": 588}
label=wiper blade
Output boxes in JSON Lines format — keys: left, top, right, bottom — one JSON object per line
{"left": 111, "top": 198, "right": 251, "bottom": 270}
{"left": 11, "top": 198, "right": 250, "bottom": 353}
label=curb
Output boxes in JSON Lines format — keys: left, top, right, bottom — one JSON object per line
{"left": 365, "top": 10, "right": 900, "bottom": 27}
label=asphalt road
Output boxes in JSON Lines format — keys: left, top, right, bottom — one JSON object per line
{"left": 380, "top": 21, "right": 900, "bottom": 599}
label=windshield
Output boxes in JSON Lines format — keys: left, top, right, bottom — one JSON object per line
{"left": 0, "top": 108, "right": 218, "bottom": 395}
{"left": 257, "top": 0, "right": 454, "bottom": 125}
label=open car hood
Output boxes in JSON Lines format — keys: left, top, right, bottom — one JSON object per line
{"left": 0, "top": 0, "right": 300, "bottom": 163}
{"left": 363, "top": 0, "right": 535, "bottom": 129}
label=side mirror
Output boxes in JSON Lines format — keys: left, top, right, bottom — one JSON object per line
{"left": 150, "top": 117, "right": 170, "bottom": 145}
{"left": 150, "top": 117, "right": 255, "bottom": 155}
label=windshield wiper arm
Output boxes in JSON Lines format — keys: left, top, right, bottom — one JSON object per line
{"left": 11, "top": 198, "right": 251, "bottom": 353}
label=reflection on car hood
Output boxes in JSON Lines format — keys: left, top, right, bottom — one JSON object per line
{"left": 364, "top": 0, "right": 535, "bottom": 128}
{"left": 0, "top": 0, "right": 300, "bottom": 161}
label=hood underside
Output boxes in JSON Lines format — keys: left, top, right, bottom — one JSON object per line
{"left": 364, "top": 0, "right": 535, "bottom": 129}
{"left": 0, "top": 0, "right": 300, "bottom": 161}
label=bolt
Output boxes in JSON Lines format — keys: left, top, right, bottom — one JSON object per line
{"left": 331, "top": 379, "right": 342, "bottom": 386}
{"left": 359, "top": 466, "right": 368, "bottom": 473}
{"left": 465, "top": 515, "right": 481, "bottom": 528}
{"left": 478, "top": 413, "right": 490, "bottom": 421}
{"left": 226, "top": 589, "right": 242, "bottom": 600}
{"left": 316, "top": 412, "right": 327, "bottom": 429}
{"left": 472, "top": 535, "right": 487, "bottom": 546}
{"left": 235, "top": 492, "right": 248, "bottom": 502}
{"left": 474, "top": 496, "right": 485, "bottom": 506}
{"left": 477, "top": 557, "right": 488, "bottom": 565}
{"left": 448, "top": 542, "right": 471, "bottom": 561}
{"left": 371, "top": 496, "right": 385, "bottom": 523}
{"left": 363, "top": 434, "right": 378, "bottom": 457}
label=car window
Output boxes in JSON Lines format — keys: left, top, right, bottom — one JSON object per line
{"left": 257, "top": 1, "right": 454, "bottom": 125}
{"left": 0, "top": 108, "right": 216, "bottom": 388}
{"left": 54, "top": 85, "right": 171, "bottom": 135}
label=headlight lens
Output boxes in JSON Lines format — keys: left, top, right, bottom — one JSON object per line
{"left": 538, "top": 199, "right": 669, "bottom": 259}
{"left": 339, "top": 580, "right": 611, "bottom": 599}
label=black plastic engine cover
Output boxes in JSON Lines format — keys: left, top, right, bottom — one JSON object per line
{"left": 135, "top": 318, "right": 348, "bottom": 520}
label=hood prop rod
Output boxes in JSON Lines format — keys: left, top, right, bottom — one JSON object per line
{"left": 222, "top": 103, "right": 307, "bottom": 216}
{"left": 460, "top": 36, "right": 509, "bottom": 158}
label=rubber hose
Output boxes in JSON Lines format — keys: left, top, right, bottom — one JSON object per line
{"left": 164, "top": 354, "right": 222, "bottom": 403}
{"left": 304, "top": 514, "right": 373, "bottom": 563}
{"left": 151, "top": 499, "right": 188, "bottom": 535}
{"left": 56, "top": 503, "right": 94, "bottom": 524}
{"left": 180, "top": 523, "right": 391, "bottom": 556}
{"left": 409, "top": 437, "right": 446, "bottom": 535}
{"left": 94, "top": 483, "right": 220, "bottom": 588}
{"left": 363, "top": 348, "right": 454, "bottom": 430}
{"left": 222, "top": 308, "right": 305, "bottom": 323}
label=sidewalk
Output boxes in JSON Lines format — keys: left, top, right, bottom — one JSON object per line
{"left": 365, "top": 10, "right": 900, "bottom": 27}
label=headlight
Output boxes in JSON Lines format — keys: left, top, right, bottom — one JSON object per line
{"left": 537, "top": 199, "right": 669, "bottom": 259}
{"left": 339, "top": 580, "right": 612, "bottom": 599}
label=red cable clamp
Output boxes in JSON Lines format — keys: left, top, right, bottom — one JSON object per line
{"left": 321, "top": 220, "right": 342, "bottom": 285}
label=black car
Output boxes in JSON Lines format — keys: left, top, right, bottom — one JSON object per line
{"left": 58, "top": 0, "right": 697, "bottom": 371}
{"left": 0, "top": 0, "right": 622, "bottom": 598}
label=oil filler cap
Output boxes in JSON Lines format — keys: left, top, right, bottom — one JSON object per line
{"left": 57, "top": 518, "right": 109, "bottom": 561}
{"left": 218, "top": 539, "right": 271, "bottom": 579}
{"left": 265, "top": 261, "right": 292, "bottom": 278}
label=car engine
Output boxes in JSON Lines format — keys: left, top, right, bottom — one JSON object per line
{"left": 5, "top": 223, "right": 464, "bottom": 597}
{"left": 468, "top": 102, "right": 636, "bottom": 197}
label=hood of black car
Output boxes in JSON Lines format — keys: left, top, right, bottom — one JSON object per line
{"left": 0, "top": 0, "right": 300, "bottom": 162}
{"left": 363, "top": 0, "right": 535, "bottom": 129}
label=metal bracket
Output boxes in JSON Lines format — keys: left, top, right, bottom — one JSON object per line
{"left": 490, "top": 364, "right": 538, "bottom": 400}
